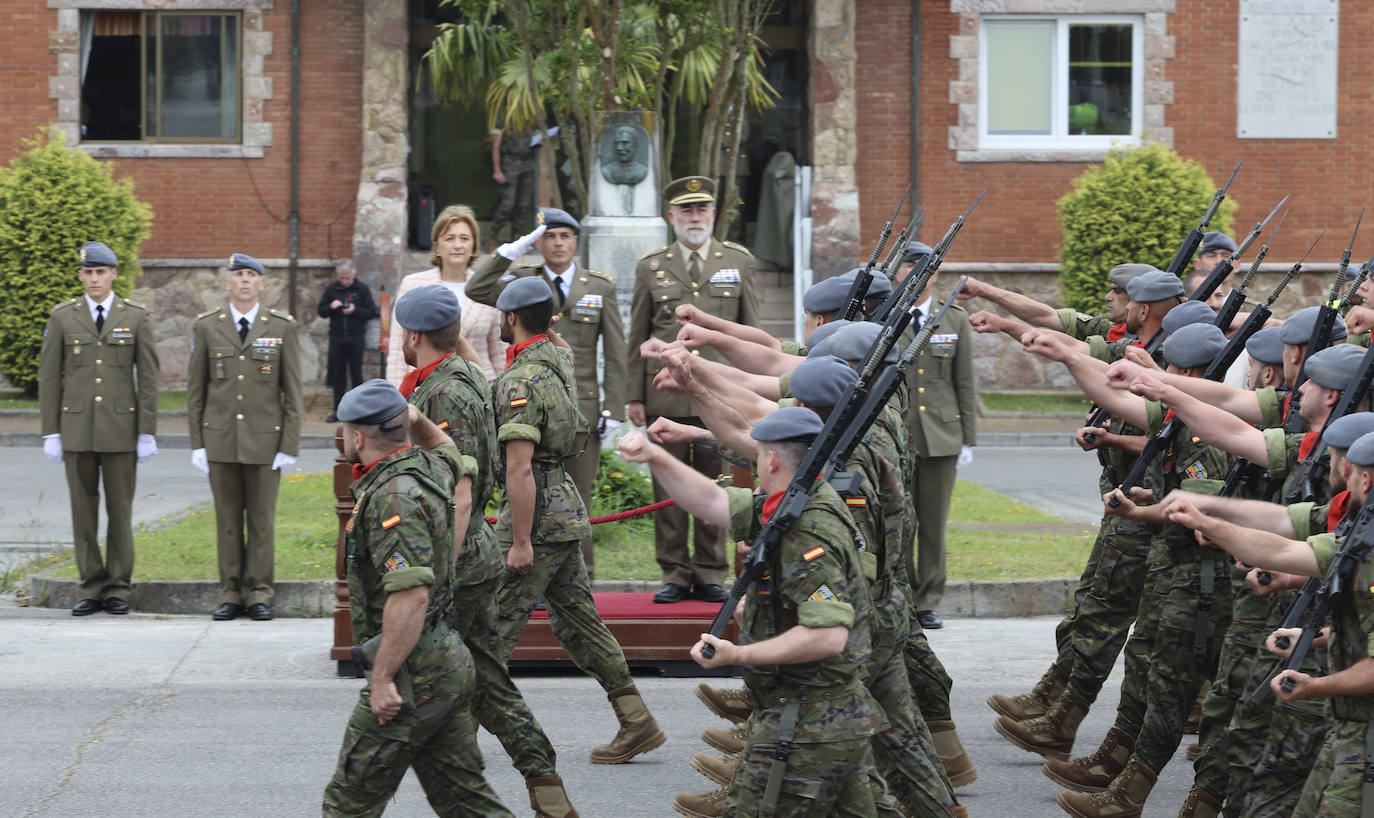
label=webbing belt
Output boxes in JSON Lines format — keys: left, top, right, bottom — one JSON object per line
{"left": 760, "top": 699, "right": 801, "bottom": 816}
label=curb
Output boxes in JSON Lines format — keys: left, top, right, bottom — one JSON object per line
{"left": 3, "top": 433, "right": 1074, "bottom": 449}
{"left": 0, "top": 433, "right": 339, "bottom": 449}
{"left": 27, "top": 575, "right": 1073, "bottom": 619}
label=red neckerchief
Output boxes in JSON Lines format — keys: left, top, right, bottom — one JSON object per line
{"left": 1328, "top": 489, "right": 1351, "bottom": 533}
{"left": 351, "top": 445, "right": 413, "bottom": 481}
{"left": 1106, "top": 323, "right": 1127, "bottom": 342}
{"left": 760, "top": 490, "right": 786, "bottom": 523}
{"left": 1131, "top": 338, "right": 1146, "bottom": 349}
{"left": 399, "top": 351, "right": 453, "bottom": 398}
{"left": 1283, "top": 392, "right": 1293, "bottom": 417}
{"left": 1298, "top": 431, "right": 1320, "bottom": 461}
{"left": 504, "top": 333, "right": 549, "bottom": 368}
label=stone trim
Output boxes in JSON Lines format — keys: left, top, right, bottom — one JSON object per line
{"left": 140, "top": 257, "right": 339, "bottom": 268}
{"left": 48, "top": 0, "right": 275, "bottom": 156}
{"left": 948, "top": 2, "right": 1175, "bottom": 161}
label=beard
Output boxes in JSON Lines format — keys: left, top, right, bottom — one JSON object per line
{"left": 499, "top": 317, "right": 515, "bottom": 344}
{"left": 673, "top": 222, "right": 710, "bottom": 247}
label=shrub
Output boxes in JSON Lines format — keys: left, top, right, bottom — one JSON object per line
{"left": 591, "top": 449, "right": 656, "bottom": 516}
{"left": 0, "top": 129, "right": 153, "bottom": 394}
{"left": 1057, "top": 142, "right": 1236, "bottom": 314}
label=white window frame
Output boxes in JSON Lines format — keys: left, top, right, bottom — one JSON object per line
{"left": 978, "top": 14, "right": 1144, "bottom": 152}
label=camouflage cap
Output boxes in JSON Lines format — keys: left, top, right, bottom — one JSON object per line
{"left": 1161, "top": 300, "right": 1218, "bottom": 335}
{"left": 496, "top": 275, "right": 554, "bottom": 311}
{"left": 79, "top": 241, "right": 117, "bottom": 267}
{"left": 1108, "top": 263, "right": 1157, "bottom": 289}
{"left": 790, "top": 355, "right": 858, "bottom": 409}
{"left": 337, "top": 379, "right": 409, "bottom": 426}
{"left": 664, "top": 175, "right": 716, "bottom": 206}
{"left": 1323, "top": 412, "right": 1374, "bottom": 450}
{"left": 802, "top": 276, "right": 852, "bottom": 315}
{"left": 827, "top": 321, "right": 897, "bottom": 365}
{"left": 1244, "top": 326, "right": 1285, "bottom": 365}
{"left": 537, "top": 207, "right": 580, "bottom": 233}
{"left": 1199, "top": 232, "right": 1238, "bottom": 256}
{"left": 1345, "top": 430, "right": 1374, "bottom": 467}
{"left": 394, "top": 284, "right": 461, "bottom": 332}
{"left": 750, "top": 405, "right": 824, "bottom": 443}
{"left": 903, "top": 241, "right": 935, "bottom": 264}
{"left": 228, "top": 252, "right": 265, "bottom": 276}
{"left": 1304, "top": 343, "right": 1366, "bottom": 391}
{"left": 1279, "top": 305, "right": 1349, "bottom": 345}
{"left": 1162, "top": 322, "right": 1226, "bottom": 369}
{"left": 1126, "top": 270, "right": 1185, "bottom": 303}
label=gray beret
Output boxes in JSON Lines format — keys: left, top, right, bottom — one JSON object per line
{"left": 496, "top": 276, "right": 554, "bottom": 311}
{"left": 538, "top": 207, "right": 580, "bottom": 233}
{"left": 750, "top": 405, "right": 824, "bottom": 443}
{"left": 229, "top": 252, "right": 265, "bottom": 275}
{"left": 394, "top": 284, "right": 461, "bottom": 332}
{"left": 1108, "top": 263, "right": 1155, "bottom": 289}
{"left": 79, "top": 241, "right": 117, "bottom": 267}
{"left": 802, "top": 276, "right": 852, "bottom": 315}
{"left": 1323, "top": 412, "right": 1374, "bottom": 450}
{"left": 790, "top": 355, "right": 859, "bottom": 409}
{"left": 1126, "top": 270, "right": 1185, "bottom": 303}
{"left": 337, "top": 379, "right": 409, "bottom": 426}
{"left": 1199, "top": 232, "right": 1237, "bottom": 256}
{"left": 805, "top": 318, "right": 853, "bottom": 352}
{"left": 1161, "top": 300, "right": 1218, "bottom": 335}
{"left": 1162, "top": 322, "right": 1227, "bottom": 370}
{"left": 827, "top": 321, "right": 898, "bottom": 365}
{"left": 838, "top": 267, "right": 892, "bottom": 299}
{"left": 903, "top": 241, "right": 935, "bottom": 263}
{"left": 1279, "top": 306, "right": 1349, "bottom": 345}
{"left": 1244, "top": 326, "right": 1285, "bottom": 365}
{"left": 1345, "top": 431, "right": 1374, "bottom": 467}
{"left": 806, "top": 338, "right": 831, "bottom": 358}
{"left": 1303, "top": 343, "right": 1367, "bottom": 391}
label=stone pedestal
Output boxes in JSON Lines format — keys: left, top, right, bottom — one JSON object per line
{"left": 583, "top": 215, "right": 669, "bottom": 318}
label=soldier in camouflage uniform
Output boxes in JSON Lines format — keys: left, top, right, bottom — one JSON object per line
{"left": 322, "top": 380, "right": 512, "bottom": 818}
{"left": 489, "top": 117, "right": 538, "bottom": 245}
{"left": 491, "top": 277, "right": 665, "bottom": 766}
{"left": 392, "top": 285, "right": 578, "bottom": 816}
{"left": 619, "top": 406, "right": 887, "bottom": 818}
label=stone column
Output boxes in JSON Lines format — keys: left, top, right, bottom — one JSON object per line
{"left": 352, "top": 0, "right": 408, "bottom": 301}
{"left": 808, "top": 0, "right": 862, "bottom": 275}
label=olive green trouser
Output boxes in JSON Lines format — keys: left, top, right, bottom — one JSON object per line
{"left": 208, "top": 460, "right": 279, "bottom": 607}
{"left": 65, "top": 450, "right": 136, "bottom": 599}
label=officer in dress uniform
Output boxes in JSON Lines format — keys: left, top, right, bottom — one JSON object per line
{"left": 186, "top": 253, "right": 303, "bottom": 621}
{"left": 39, "top": 241, "right": 160, "bottom": 616}
{"left": 466, "top": 207, "right": 627, "bottom": 578}
{"left": 627, "top": 175, "right": 760, "bottom": 604}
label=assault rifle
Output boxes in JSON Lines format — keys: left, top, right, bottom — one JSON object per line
{"left": 869, "top": 188, "right": 988, "bottom": 325}
{"left": 1283, "top": 250, "right": 1348, "bottom": 433}
{"left": 1286, "top": 340, "right": 1374, "bottom": 504}
{"left": 839, "top": 186, "right": 910, "bottom": 322}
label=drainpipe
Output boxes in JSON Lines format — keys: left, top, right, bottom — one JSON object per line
{"left": 288, "top": 0, "right": 301, "bottom": 317}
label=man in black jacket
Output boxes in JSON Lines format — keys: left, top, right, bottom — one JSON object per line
{"left": 318, "top": 261, "right": 378, "bottom": 421}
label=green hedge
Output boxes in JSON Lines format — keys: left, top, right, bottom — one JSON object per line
{"left": 1057, "top": 143, "right": 1236, "bottom": 314}
{"left": 0, "top": 129, "right": 152, "bottom": 394}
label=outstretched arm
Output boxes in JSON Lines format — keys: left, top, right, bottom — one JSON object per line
{"left": 677, "top": 303, "right": 781, "bottom": 351}
{"left": 1158, "top": 489, "right": 1297, "bottom": 537}
{"left": 1106, "top": 359, "right": 1263, "bottom": 424}
{"left": 1023, "top": 329, "right": 1149, "bottom": 428}
{"left": 958, "top": 276, "right": 1063, "bottom": 330}
{"left": 619, "top": 430, "right": 730, "bottom": 528}
{"left": 676, "top": 323, "right": 800, "bottom": 376}
{"left": 1160, "top": 494, "right": 1319, "bottom": 577}
{"left": 1128, "top": 374, "right": 1269, "bottom": 464}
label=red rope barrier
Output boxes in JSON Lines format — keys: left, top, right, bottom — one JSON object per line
{"left": 483, "top": 498, "right": 676, "bottom": 526}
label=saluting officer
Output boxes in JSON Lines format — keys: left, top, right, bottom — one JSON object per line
{"left": 186, "top": 253, "right": 303, "bottom": 622}
{"left": 627, "top": 175, "right": 760, "bottom": 604}
{"left": 467, "top": 206, "right": 628, "bottom": 577}
{"left": 39, "top": 241, "right": 160, "bottom": 616}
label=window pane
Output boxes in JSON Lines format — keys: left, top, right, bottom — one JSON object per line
{"left": 157, "top": 15, "right": 234, "bottom": 138}
{"left": 1068, "top": 24, "right": 1132, "bottom": 135}
{"left": 81, "top": 12, "right": 142, "bottom": 140}
{"left": 986, "top": 20, "right": 1053, "bottom": 136}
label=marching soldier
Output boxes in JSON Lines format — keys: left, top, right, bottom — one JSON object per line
{"left": 39, "top": 241, "right": 159, "bottom": 615}
{"left": 186, "top": 253, "right": 302, "bottom": 621}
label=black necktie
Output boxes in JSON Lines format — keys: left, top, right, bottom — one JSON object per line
{"left": 94, "top": 304, "right": 105, "bottom": 333}
{"left": 554, "top": 276, "right": 566, "bottom": 307}
{"left": 914, "top": 308, "right": 924, "bottom": 328}
{"left": 239, "top": 316, "right": 250, "bottom": 342}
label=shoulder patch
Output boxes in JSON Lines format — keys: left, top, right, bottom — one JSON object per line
{"left": 808, "top": 584, "right": 836, "bottom": 602}
{"left": 196, "top": 307, "right": 220, "bottom": 320}
{"left": 122, "top": 298, "right": 147, "bottom": 310}
{"left": 802, "top": 545, "right": 825, "bottom": 562}
{"left": 381, "top": 513, "right": 402, "bottom": 529}
{"left": 383, "top": 551, "right": 408, "bottom": 571}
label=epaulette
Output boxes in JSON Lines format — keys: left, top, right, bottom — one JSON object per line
{"left": 268, "top": 308, "right": 296, "bottom": 323}
{"left": 641, "top": 245, "right": 671, "bottom": 260}
{"left": 516, "top": 263, "right": 542, "bottom": 271}
{"left": 720, "top": 240, "right": 753, "bottom": 256}
{"left": 57, "top": 298, "right": 81, "bottom": 310}
{"left": 196, "top": 307, "right": 220, "bottom": 320}
{"left": 584, "top": 268, "right": 613, "bottom": 282}
{"left": 122, "top": 298, "right": 147, "bottom": 310}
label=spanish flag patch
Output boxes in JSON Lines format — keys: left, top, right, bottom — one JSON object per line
{"left": 845, "top": 497, "right": 867, "bottom": 508}
{"left": 510, "top": 397, "right": 528, "bottom": 408}
{"left": 381, "top": 514, "right": 401, "bottom": 529}
{"left": 436, "top": 420, "right": 449, "bottom": 430}
{"left": 802, "top": 546, "right": 825, "bottom": 561}
{"left": 1191, "top": 435, "right": 1202, "bottom": 445}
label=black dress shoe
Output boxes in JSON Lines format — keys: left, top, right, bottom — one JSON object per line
{"left": 212, "top": 602, "right": 243, "bottom": 621}
{"left": 917, "top": 610, "right": 944, "bottom": 629}
{"left": 692, "top": 583, "right": 729, "bottom": 603}
{"left": 103, "top": 597, "right": 130, "bottom": 615}
{"left": 653, "top": 583, "right": 690, "bottom": 604}
{"left": 72, "top": 598, "right": 102, "bottom": 616}
{"left": 247, "top": 603, "right": 273, "bottom": 621}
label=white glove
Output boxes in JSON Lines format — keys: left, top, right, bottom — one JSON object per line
{"left": 43, "top": 434, "right": 63, "bottom": 463}
{"left": 136, "top": 433, "right": 158, "bottom": 463}
{"left": 599, "top": 418, "right": 622, "bottom": 442}
{"left": 191, "top": 448, "right": 209, "bottom": 474}
{"left": 496, "top": 224, "right": 547, "bottom": 260}
{"left": 272, "top": 452, "right": 297, "bottom": 471}
{"left": 956, "top": 444, "right": 974, "bottom": 469}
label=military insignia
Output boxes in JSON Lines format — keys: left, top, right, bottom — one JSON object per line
{"left": 436, "top": 420, "right": 449, "bottom": 430}
{"left": 510, "top": 397, "right": 528, "bottom": 408}
{"left": 845, "top": 496, "right": 867, "bottom": 508}
{"left": 253, "top": 337, "right": 281, "bottom": 347}
{"left": 651, "top": 260, "right": 660, "bottom": 272}
{"left": 709, "top": 269, "right": 740, "bottom": 284}
{"left": 1185, "top": 461, "right": 1210, "bottom": 480}
{"left": 576, "top": 294, "right": 603, "bottom": 309}
{"left": 384, "top": 551, "right": 408, "bottom": 571}
{"left": 345, "top": 514, "right": 355, "bottom": 533}
{"left": 931, "top": 333, "right": 958, "bottom": 344}
{"left": 802, "top": 546, "right": 825, "bottom": 561}
{"left": 228, "top": 254, "right": 235, "bottom": 267}
{"left": 258, "top": 364, "right": 272, "bottom": 374}
{"left": 1076, "top": 312, "right": 1092, "bottom": 322}
{"left": 1191, "top": 435, "right": 1202, "bottom": 444}
{"left": 73, "top": 345, "right": 81, "bottom": 355}
{"left": 536, "top": 210, "right": 546, "bottom": 225}
{"left": 686, "top": 179, "right": 701, "bottom": 192}
{"left": 112, "top": 328, "right": 133, "bottom": 339}
{"left": 381, "top": 514, "right": 401, "bottom": 529}
{"left": 79, "top": 247, "right": 87, "bottom": 262}
{"left": 808, "top": 584, "right": 836, "bottom": 602}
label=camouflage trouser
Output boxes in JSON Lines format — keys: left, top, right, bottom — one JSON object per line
{"left": 1128, "top": 551, "right": 1232, "bottom": 773}
{"left": 1049, "top": 512, "right": 1113, "bottom": 677}
{"left": 1062, "top": 517, "right": 1153, "bottom": 704}
{"left": 903, "top": 628, "right": 953, "bottom": 723}
{"left": 1112, "top": 539, "right": 1172, "bottom": 736}
{"left": 1189, "top": 629, "right": 1268, "bottom": 800}
{"left": 726, "top": 732, "right": 878, "bottom": 818}
{"left": 489, "top": 163, "right": 536, "bottom": 242}
{"left": 493, "top": 540, "right": 633, "bottom": 692}
{"left": 450, "top": 577, "right": 557, "bottom": 779}
{"left": 1236, "top": 695, "right": 1329, "bottom": 816}
{"left": 1292, "top": 718, "right": 1370, "bottom": 818}
{"left": 322, "top": 629, "right": 513, "bottom": 817}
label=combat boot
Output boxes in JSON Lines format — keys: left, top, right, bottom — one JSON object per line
{"left": 988, "top": 663, "right": 1069, "bottom": 721}
{"left": 1185, "top": 742, "right": 1199, "bottom": 761}
{"left": 695, "top": 683, "right": 753, "bottom": 723}
{"left": 1042, "top": 724, "right": 1135, "bottom": 793}
{"left": 993, "top": 691, "right": 1089, "bottom": 761}
{"left": 525, "top": 776, "right": 579, "bottom": 818}
{"left": 927, "top": 719, "right": 978, "bottom": 787}
{"left": 1175, "top": 786, "right": 1222, "bottom": 818}
{"left": 702, "top": 721, "right": 751, "bottom": 755}
{"left": 690, "top": 751, "right": 740, "bottom": 787}
{"left": 589, "top": 683, "right": 666, "bottom": 764}
{"left": 673, "top": 785, "right": 729, "bottom": 818}
{"left": 1056, "top": 758, "right": 1157, "bottom": 818}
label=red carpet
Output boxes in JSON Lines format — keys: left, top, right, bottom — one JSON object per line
{"left": 529, "top": 592, "right": 722, "bottom": 621}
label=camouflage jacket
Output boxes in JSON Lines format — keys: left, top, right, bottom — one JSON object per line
{"left": 726, "top": 481, "right": 884, "bottom": 743}
{"left": 1309, "top": 529, "right": 1374, "bottom": 682}
{"left": 407, "top": 353, "right": 503, "bottom": 587}
{"left": 493, "top": 336, "right": 591, "bottom": 545}
{"left": 1058, "top": 308, "right": 1120, "bottom": 342}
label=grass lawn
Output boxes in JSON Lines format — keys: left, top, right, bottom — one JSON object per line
{"left": 35, "top": 471, "right": 1094, "bottom": 585}
{"left": 981, "top": 392, "right": 1091, "bottom": 415}
{"left": 0, "top": 389, "right": 188, "bottom": 412}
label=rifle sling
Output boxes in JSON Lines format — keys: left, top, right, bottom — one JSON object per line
{"left": 761, "top": 698, "right": 801, "bottom": 816}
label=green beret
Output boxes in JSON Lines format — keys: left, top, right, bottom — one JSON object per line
{"left": 337, "top": 379, "right": 409, "bottom": 426}
{"left": 496, "top": 276, "right": 554, "bottom": 311}
{"left": 790, "top": 355, "right": 858, "bottom": 409}
{"left": 1323, "top": 412, "right": 1374, "bottom": 450}
{"left": 1279, "top": 306, "right": 1348, "bottom": 345}
{"left": 1161, "top": 300, "right": 1217, "bottom": 335}
{"left": 229, "top": 252, "right": 265, "bottom": 275}
{"left": 1162, "top": 322, "right": 1226, "bottom": 369}
{"left": 1304, "top": 344, "right": 1366, "bottom": 391}
{"left": 79, "top": 241, "right": 117, "bottom": 267}
{"left": 1126, "top": 270, "right": 1184, "bottom": 303}
{"left": 395, "top": 284, "right": 461, "bottom": 332}
{"left": 664, "top": 175, "right": 715, "bottom": 206}
{"left": 750, "top": 406, "right": 823, "bottom": 443}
